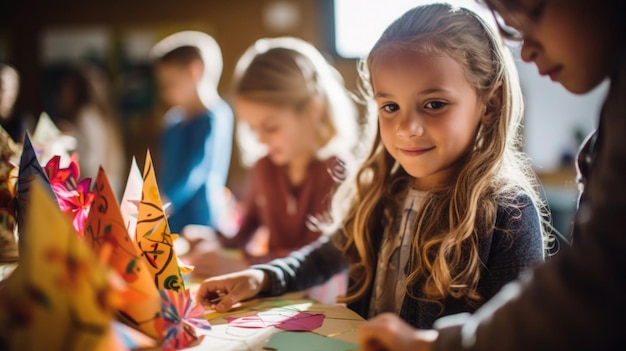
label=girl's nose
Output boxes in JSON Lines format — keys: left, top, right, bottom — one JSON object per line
{"left": 397, "top": 113, "right": 424, "bottom": 138}
{"left": 520, "top": 37, "right": 539, "bottom": 63}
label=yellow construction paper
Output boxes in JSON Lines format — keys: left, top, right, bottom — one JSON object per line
{"left": 136, "top": 151, "right": 185, "bottom": 292}
{"left": 84, "top": 167, "right": 164, "bottom": 339}
{"left": 0, "top": 180, "right": 114, "bottom": 351}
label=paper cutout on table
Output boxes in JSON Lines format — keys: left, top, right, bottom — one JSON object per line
{"left": 31, "top": 112, "right": 76, "bottom": 167}
{"left": 121, "top": 157, "right": 142, "bottom": 240}
{"left": 16, "top": 133, "right": 55, "bottom": 241}
{"left": 45, "top": 155, "right": 95, "bottom": 235}
{"left": 226, "top": 312, "right": 324, "bottom": 331}
{"left": 264, "top": 331, "right": 358, "bottom": 351}
{"left": 0, "top": 125, "right": 20, "bottom": 261}
{"left": 0, "top": 180, "right": 116, "bottom": 351}
{"left": 160, "top": 289, "right": 211, "bottom": 351}
{"left": 136, "top": 150, "right": 185, "bottom": 291}
{"left": 275, "top": 312, "right": 324, "bottom": 331}
{"left": 84, "top": 167, "right": 163, "bottom": 339}
{"left": 204, "top": 298, "right": 314, "bottom": 321}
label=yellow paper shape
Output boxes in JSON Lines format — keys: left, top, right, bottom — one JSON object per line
{"left": 84, "top": 167, "right": 164, "bottom": 339}
{"left": 0, "top": 180, "right": 113, "bottom": 351}
{"left": 136, "top": 151, "right": 185, "bottom": 292}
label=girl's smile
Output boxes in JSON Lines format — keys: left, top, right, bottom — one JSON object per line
{"left": 398, "top": 146, "right": 436, "bottom": 157}
{"left": 371, "top": 50, "right": 487, "bottom": 189}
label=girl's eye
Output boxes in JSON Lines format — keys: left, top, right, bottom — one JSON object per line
{"left": 525, "top": 0, "right": 546, "bottom": 21}
{"left": 424, "top": 101, "right": 446, "bottom": 110}
{"left": 381, "top": 103, "right": 399, "bottom": 113}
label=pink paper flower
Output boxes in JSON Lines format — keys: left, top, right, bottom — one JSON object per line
{"left": 160, "top": 289, "right": 211, "bottom": 351}
{"left": 44, "top": 155, "right": 95, "bottom": 235}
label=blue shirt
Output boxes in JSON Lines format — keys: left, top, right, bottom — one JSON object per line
{"left": 159, "top": 99, "right": 234, "bottom": 233}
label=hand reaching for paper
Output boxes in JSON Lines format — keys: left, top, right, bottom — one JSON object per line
{"left": 195, "top": 269, "right": 268, "bottom": 312}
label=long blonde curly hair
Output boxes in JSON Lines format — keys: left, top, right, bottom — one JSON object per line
{"left": 332, "top": 3, "right": 551, "bottom": 306}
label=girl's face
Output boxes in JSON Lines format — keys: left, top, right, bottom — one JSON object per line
{"left": 492, "top": 0, "right": 613, "bottom": 94}
{"left": 371, "top": 51, "right": 486, "bottom": 190}
{"left": 235, "top": 98, "right": 318, "bottom": 166}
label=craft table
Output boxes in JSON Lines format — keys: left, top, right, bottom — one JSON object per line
{"left": 183, "top": 292, "right": 364, "bottom": 351}
{"left": 0, "top": 263, "right": 363, "bottom": 351}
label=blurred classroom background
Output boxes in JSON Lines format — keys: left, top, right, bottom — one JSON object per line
{"left": 0, "top": 0, "right": 609, "bottom": 242}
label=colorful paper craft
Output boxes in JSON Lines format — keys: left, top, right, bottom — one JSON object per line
{"left": 160, "top": 289, "right": 211, "bottom": 351}
{"left": 264, "top": 331, "right": 358, "bottom": 351}
{"left": 0, "top": 180, "right": 115, "bottom": 351}
{"left": 45, "top": 155, "right": 95, "bottom": 235}
{"left": 135, "top": 151, "right": 185, "bottom": 292}
{"left": 84, "top": 167, "right": 163, "bottom": 339}
{"left": 16, "top": 133, "right": 55, "bottom": 242}
{"left": 121, "top": 157, "right": 142, "bottom": 240}
{"left": 31, "top": 112, "right": 76, "bottom": 167}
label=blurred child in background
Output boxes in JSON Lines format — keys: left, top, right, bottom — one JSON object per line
{"left": 0, "top": 63, "right": 34, "bottom": 142}
{"left": 186, "top": 37, "right": 359, "bottom": 302}
{"left": 57, "top": 64, "right": 126, "bottom": 195}
{"left": 150, "top": 31, "right": 234, "bottom": 234}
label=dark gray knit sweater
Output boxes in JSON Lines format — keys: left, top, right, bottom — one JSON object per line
{"left": 252, "top": 191, "right": 544, "bottom": 328}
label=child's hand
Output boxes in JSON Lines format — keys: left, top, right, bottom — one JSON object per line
{"left": 358, "top": 313, "right": 437, "bottom": 351}
{"left": 195, "top": 269, "right": 267, "bottom": 312}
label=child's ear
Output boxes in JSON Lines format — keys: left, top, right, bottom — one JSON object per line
{"left": 482, "top": 81, "right": 503, "bottom": 123}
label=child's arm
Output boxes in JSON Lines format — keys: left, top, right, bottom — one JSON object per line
{"left": 249, "top": 232, "right": 348, "bottom": 296}
{"left": 194, "top": 232, "right": 347, "bottom": 312}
